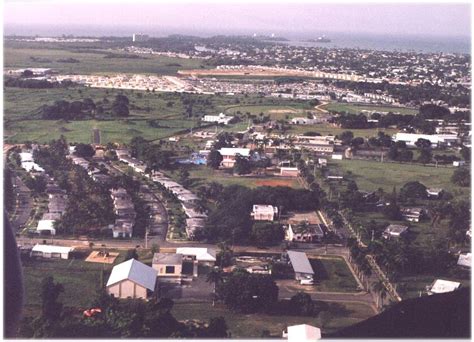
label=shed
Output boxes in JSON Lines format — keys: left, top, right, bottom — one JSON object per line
{"left": 30, "top": 244, "right": 73, "bottom": 259}
{"left": 287, "top": 250, "right": 314, "bottom": 282}
{"left": 106, "top": 259, "right": 157, "bottom": 299}
{"left": 36, "top": 219, "right": 56, "bottom": 235}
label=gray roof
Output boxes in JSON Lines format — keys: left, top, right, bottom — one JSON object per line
{"left": 106, "top": 259, "right": 157, "bottom": 290}
{"left": 153, "top": 253, "right": 183, "bottom": 265}
{"left": 287, "top": 250, "right": 314, "bottom": 275}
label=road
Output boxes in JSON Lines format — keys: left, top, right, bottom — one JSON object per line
{"left": 10, "top": 175, "right": 33, "bottom": 232}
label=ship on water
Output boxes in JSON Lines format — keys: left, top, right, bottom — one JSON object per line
{"left": 305, "top": 35, "right": 331, "bottom": 43}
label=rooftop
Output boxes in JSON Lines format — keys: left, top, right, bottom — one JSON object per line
{"left": 287, "top": 250, "right": 314, "bottom": 275}
{"left": 153, "top": 253, "right": 183, "bottom": 265}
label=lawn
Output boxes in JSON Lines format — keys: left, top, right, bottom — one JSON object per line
{"left": 171, "top": 301, "right": 374, "bottom": 337}
{"left": 324, "top": 102, "right": 418, "bottom": 115}
{"left": 287, "top": 123, "right": 399, "bottom": 138}
{"left": 329, "top": 159, "right": 470, "bottom": 201}
{"left": 4, "top": 46, "right": 207, "bottom": 75}
{"left": 310, "top": 256, "right": 360, "bottom": 293}
{"left": 397, "top": 274, "right": 471, "bottom": 300}
{"left": 222, "top": 103, "right": 309, "bottom": 120}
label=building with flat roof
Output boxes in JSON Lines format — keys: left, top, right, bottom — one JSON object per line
{"left": 383, "top": 224, "right": 409, "bottom": 239}
{"left": 30, "top": 244, "right": 73, "bottom": 259}
{"left": 427, "top": 279, "right": 461, "bottom": 295}
{"left": 251, "top": 204, "right": 278, "bottom": 221}
{"left": 152, "top": 253, "right": 183, "bottom": 283}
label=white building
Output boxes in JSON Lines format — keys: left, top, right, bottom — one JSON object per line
{"left": 202, "top": 113, "right": 235, "bottom": 125}
{"left": 383, "top": 224, "right": 409, "bottom": 239}
{"left": 457, "top": 253, "right": 471, "bottom": 268}
{"left": 393, "top": 133, "right": 459, "bottom": 148}
{"left": 106, "top": 259, "right": 157, "bottom": 299}
{"left": 251, "top": 205, "right": 278, "bottom": 221}
{"left": 218, "top": 148, "right": 251, "bottom": 168}
{"left": 30, "top": 244, "right": 73, "bottom": 259}
{"left": 427, "top": 279, "right": 461, "bottom": 295}
{"left": 36, "top": 219, "right": 56, "bottom": 235}
{"left": 286, "top": 324, "right": 321, "bottom": 341}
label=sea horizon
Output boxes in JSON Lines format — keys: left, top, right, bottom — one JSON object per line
{"left": 4, "top": 23, "right": 471, "bottom": 55}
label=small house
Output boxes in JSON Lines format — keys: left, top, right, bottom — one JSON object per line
{"left": 286, "top": 223, "right": 325, "bottom": 243}
{"left": 251, "top": 205, "right": 278, "bottom": 221}
{"left": 152, "top": 253, "right": 183, "bottom": 283}
{"left": 457, "top": 253, "right": 471, "bottom": 268}
{"left": 106, "top": 259, "right": 157, "bottom": 299}
{"left": 383, "top": 224, "right": 409, "bottom": 239}
{"left": 401, "top": 207, "right": 424, "bottom": 222}
{"left": 36, "top": 219, "right": 56, "bottom": 235}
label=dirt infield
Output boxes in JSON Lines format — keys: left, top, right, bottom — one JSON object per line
{"left": 254, "top": 178, "right": 297, "bottom": 187}
{"left": 85, "top": 250, "right": 119, "bottom": 264}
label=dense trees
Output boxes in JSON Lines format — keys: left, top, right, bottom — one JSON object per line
{"left": 4, "top": 167, "right": 15, "bottom": 212}
{"left": 111, "top": 94, "right": 130, "bottom": 117}
{"left": 203, "top": 185, "right": 321, "bottom": 244}
{"left": 216, "top": 271, "right": 279, "bottom": 313}
{"left": 251, "top": 222, "right": 285, "bottom": 246}
{"left": 207, "top": 150, "right": 223, "bottom": 169}
{"left": 399, "top": 181, "right": 427, "bottom": 201}
{"left": 74, "top": 144, "right": 95, "bottom": 158}
{"left": 233, "top": 155, "right": 252, "bottom": 175}
{"left": 451, "top": 167, "right": 470, "bottom": 187}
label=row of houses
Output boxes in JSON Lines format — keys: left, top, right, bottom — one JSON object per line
{"left": 116, "top": 149, "right": 205, "bottom": 239}
{"left": 110, "top": 188, "right": 136, "bottom": 238}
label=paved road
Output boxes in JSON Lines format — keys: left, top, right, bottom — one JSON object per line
{"left": 10, "top": 175, "right": 34, "bottom": 232}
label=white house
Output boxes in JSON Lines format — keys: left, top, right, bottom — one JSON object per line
{"left": 106, "top": 259, "right": 157, "bottom": 299}
{"left": 36, "top": 219, "right": 56, "bottom": 235}
{"left": 30, "top": 244, "right": 73, "bottom": 259}
{"left": 251, "top": 205, "right": 278, "bottom": 221}
{"left": 218, "top": 148, "right": 251, "bottom": 168}
{"left": 393, "top": 132, "right": 459, "bottom": 148}
{"left": 383, "top": 224, "right": 409, "bottom": 239}
{"left": 175, "top": 247, "right": 217, "bottom": 265}
{"left": 291, "top": 117, "right": 318, "bottom": 125}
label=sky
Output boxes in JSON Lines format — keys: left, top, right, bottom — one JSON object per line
{"left": 3, "top": 1, "right": 472, "bottom": 38}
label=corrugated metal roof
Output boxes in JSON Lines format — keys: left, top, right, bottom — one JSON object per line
{"left": 287, "top": 250, "right": 314, "bottom": 275}
{"left": 176, "top": 247, "right": 216, "bottom": 262}
{"left": 32, "top": 244, "right": 73, "bottom": 254}
{"left": 106, "top": 259, "right": 157, "bottom": 290}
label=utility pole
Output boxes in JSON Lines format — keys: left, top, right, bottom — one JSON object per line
{"left": 145, "top": 231, "right": 149, "bottom": 249}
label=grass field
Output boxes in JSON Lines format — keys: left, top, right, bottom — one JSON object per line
{"left": 222, "top": 104, "right": 309, "bottom": 120}
{"left": 329, "top": 159, "right": 470, "bottom": 200}
{"left": 288, "top": 123, "right": 398, "bottom": 138}
{"left": 310, "top": 256, "right": 360, "bottom": 293}
{"left": 167, "top": 166, "right": 303, "bottom": 190}
{"left": 324, "top": 102, "right": 418, "bottom": 115}
{"left": 4, "top": 46, "right": 207, "bottom": 75}
{"left": 171, "top": 301, "right": 374, "bottom": 337}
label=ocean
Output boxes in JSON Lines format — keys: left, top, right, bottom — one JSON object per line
{"left": 4, "top": 24, "right": 471, "bottom": 55}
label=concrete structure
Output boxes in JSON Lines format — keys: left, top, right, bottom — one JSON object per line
{"left": 280, "top": 167, "right": 299, "bottom": 177}
{"left": 383, "top": 224, "right": 409, "bottom": 239}
{"left": 286, "top": 324, "right": 321, "bottom": 341}
{"left": 152, "top": 253, "right": 183, "bottom": 283}
{"left": 457, "top": 253, "right": 471, "bottom": 268}
{"left": 202, "top": 113, "right": 235, "bottom": 125}
{"left": 175, "top": 247, "right": 216, "bottom": 265}
{"left": 30, "top": 244, "right": 73, "bottom": 259}
{"left": 286, "top": 223, "right": 324, "bottom": 242}
{"left": 287, "top": 250, "right": 314, "bottom": 284}
{"left": 427, "top": 279, "right": 461, "bottom": 295}
{"left": 106, "top": 259, "right": 157, "bottom": 299}
{"left": 251, "top": 204, "right": 278, "bottom": 221}
{"left": 291, "top": 117, "right": 318, "bottom": 125}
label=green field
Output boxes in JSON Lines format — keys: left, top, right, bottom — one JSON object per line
{"left": 310, "top": 256, "right": 360, "bottom": 292}
{"left": 4, "top": 46, "right": 206, "bottom": 75}
{"left": 329, "top": 159, "right": 470, "bottom": 200}
{"left": 171, "top": 301, "right": 374, "bottom": 337}
{"left": 223, "top": 104, "right": 309, "bottom": 120}
{"left": 288, "top": 123, "right": 398, "bottom": 138}
{"left": 324, "top": 102, "right": 418, "bottom": 115}
{"left": 166, "top": 166, "right": 303, "bottom": 190}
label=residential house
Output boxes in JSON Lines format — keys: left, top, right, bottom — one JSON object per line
{"left": 36, "top": 219, "right": 56, "bottom": 235}
{"left": 251, "top": 205, "right": 278, "bottom": 221}
{"left": 401, "top": 207, "right": 424, "bottom": 222}
{"left": 457, "top": 253, "right": 471, "bottom": 268}
{"left": 383, "top": 224, "right": 409, "bottom": 239}
{"left": 113, "top": 219, "right": 134, "bottom": 238}
{"left": 106, "top": 259, "right": 157, "bottom": 299}
{"left": 152, "top": 253, "right": 183, "bottom": 283}
{"left": 202, "top": 113, "right": 235, "bottom": 125}
{"left": 218, "top": 148, "right": 251, "bottom": 168}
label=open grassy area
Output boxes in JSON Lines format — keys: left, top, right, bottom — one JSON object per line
{"left": 397, "top": 274, "right": 471, "bottom": 300}
{"left": 4, "top": 46, "right": 207, "bottom": 75}
{"left": 222, "top": 103, "right": 309, "bottom": 120}
{"left": 310, "top": 256, "right": 360, "bottom": 292}
{"left": 166, "top": 166, "right": 303, "bottom": 190}
{"left": 329, "top": 159, "right": 469, "bottom": 200}
{"left": 324, "top": 102, "right": 418, "bottom": 115}
{"left": 171, "top": 301, "right": 374, "bottom": 337}
{"left": 287, "top": 123, "right": 398, "bottom": 138}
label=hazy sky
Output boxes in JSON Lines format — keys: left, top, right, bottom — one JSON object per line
{"left": 3, "top": 1, "right": 471, "bottom": 37}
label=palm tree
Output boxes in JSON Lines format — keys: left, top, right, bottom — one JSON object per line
{"left": 360, "top": 260, "right": 373, "bottom": 291}
{"left": 206, "top": 267, "right": 223, "bottom": 307}
{"left": 372, "top": 280, "right": 388, "bottom": 309}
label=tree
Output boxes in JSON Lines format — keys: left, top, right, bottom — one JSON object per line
{"left": 111, "top": 103, "right": 129, "bottom": 117}
{"left": 371, "top": 280, "right": 388, "bottom": 308}
{"left": 74, "top": 143, "right": 95, "bottom": 158}
{"left": 399, "top": 181, "right": 427, "bottom": 200}
{"left": 22, "top": 69, "right": 34, "bottom": 77}
{"left": 205, "top": 317, "right": 229, "bottom": 338}
{"left": 289, "top": 292, "right": 315, "bottom": 316}
{"left": 451, "top": 167, "right": 470, "bottom": 187}
{"left": 207, "top": 150, "right": 223, "bottom": 169}
{"left": 415, "top": 138, "right": 432, "bottom": 150}
{"left": 178, "top": 168, "right": 190, "bottom": 187}
{"left": 24, "top": 174, "right": 47, "bottom": 195}
{"left": 124, "top": 249, "right": 138, "bottom": 261}
{"left": 250, "top": 222, "right": 285, "bottom": 246}
{"left": 206, "top": 268, "right": 224, "bottom": 307}
{"left": 4, "top": 167, "right": 15, "bottom": 212}
{"left": 418, "top": 148, "right": 432, "bottom": 164}
{"left": 339, "top": 131, "right": 354, "bottom": 145}
{"left": 460, "top": 146, "right": 471, "bottom": 161}
{"left": 350, "top": 137, "right": 365, "bottom": 148}
{"left": 217, "top": 271, "right": 279, "bottom": 313}
{"left": 233, "top": 155, "right": 252, "bottom": 175}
